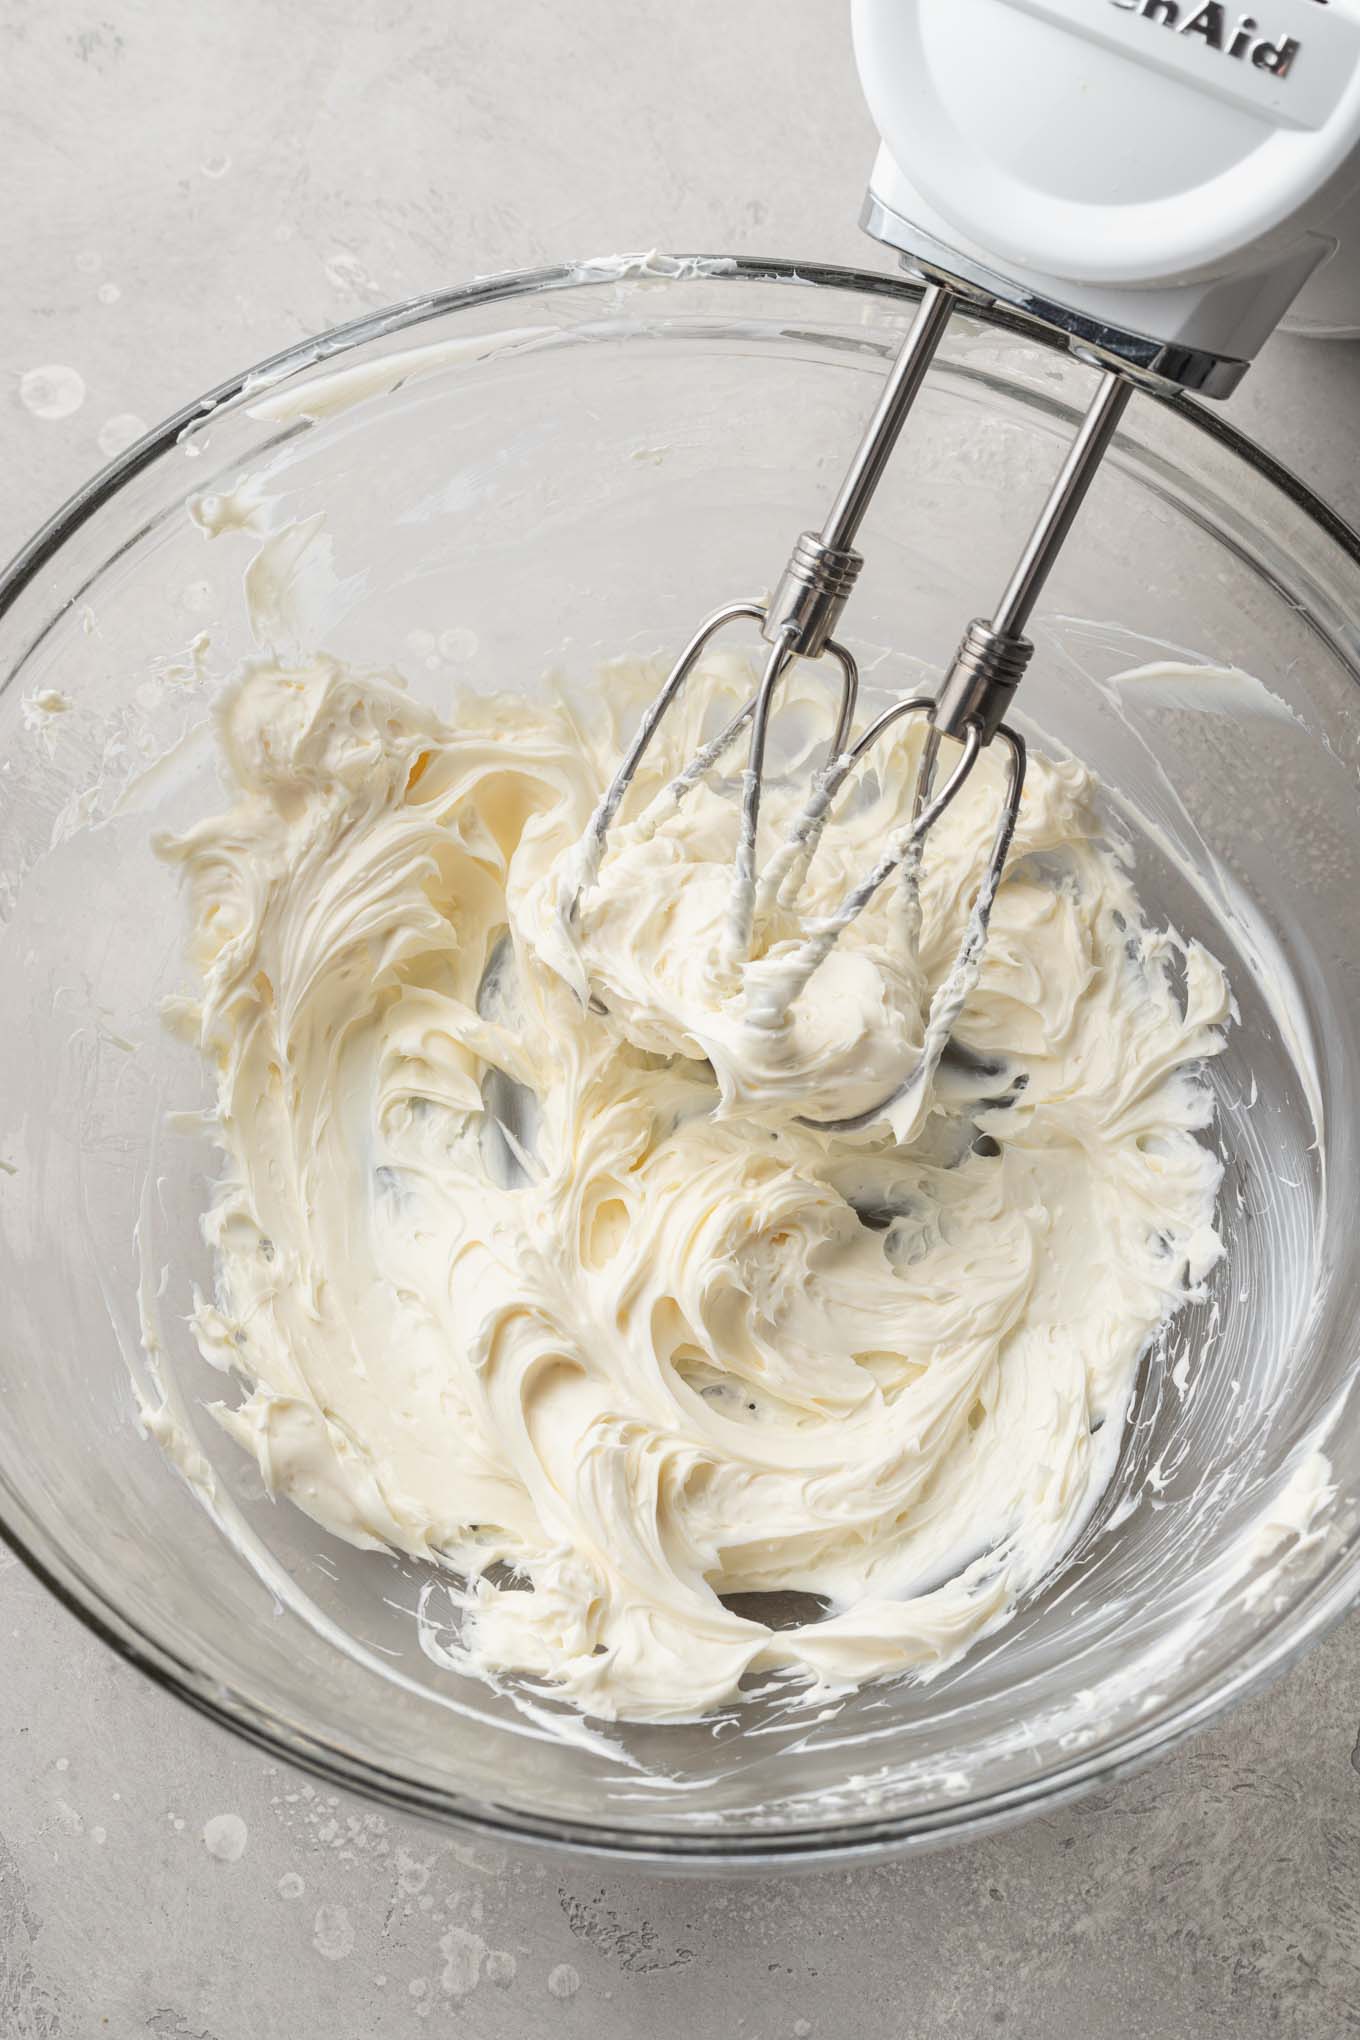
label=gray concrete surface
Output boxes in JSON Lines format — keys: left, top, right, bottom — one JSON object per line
{"left": 4, "top": 4, "right": 1360, "bottom": 2035}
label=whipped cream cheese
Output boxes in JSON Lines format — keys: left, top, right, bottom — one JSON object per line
{"left": 161, "top": 647, "right": 1230, "bottom": 1722}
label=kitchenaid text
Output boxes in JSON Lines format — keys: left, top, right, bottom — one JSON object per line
{"left": 1108, "top": 0, "right": 1301, "bottom": 74}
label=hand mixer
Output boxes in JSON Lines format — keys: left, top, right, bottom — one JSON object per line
{"left": 571, "top": 0, "right": 1360, "bottom": 1130}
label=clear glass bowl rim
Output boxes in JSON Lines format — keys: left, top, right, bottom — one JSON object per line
{"left": 3, "top": 251, "right": 1358, "bottom": 1866}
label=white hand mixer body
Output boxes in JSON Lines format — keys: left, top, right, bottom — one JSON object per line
{"left": 858, "top": 0, "right": 1360, "bottom": 383}
{"left": 569, "top": 0, "right": 1360, "bottom": 1128}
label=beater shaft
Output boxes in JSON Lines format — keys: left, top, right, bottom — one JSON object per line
{"left": 933, "top": 370, "right": 1135, "bottom": 743}
{"left": 994, "top": 370, "right": 1133, "bottom": 640}
{"left": 820, "top": 283, "right": 958, "bottom": 554}
{"left": 761, "top": 282, "right": 957, "bottom": 661}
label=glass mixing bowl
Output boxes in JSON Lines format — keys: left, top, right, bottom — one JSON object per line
{"left": 1, "top": 256, "right": 1357, "bottom": 1866}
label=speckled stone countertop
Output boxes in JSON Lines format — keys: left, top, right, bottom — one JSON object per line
{"left": 5, "top": 5, "right": 1360, "bottom": 2036}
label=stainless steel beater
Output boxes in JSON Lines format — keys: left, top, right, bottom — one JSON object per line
{"left": 568, "top": 279, "right": 1133, "bottom": 1128}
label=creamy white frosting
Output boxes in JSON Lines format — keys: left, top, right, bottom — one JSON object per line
{"left": 160, "top": 648, "right": 1231, "bottom": 1722}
